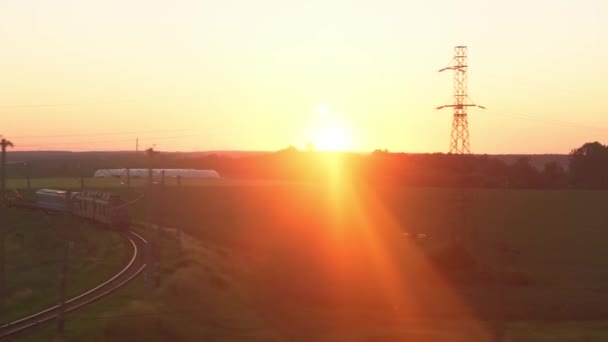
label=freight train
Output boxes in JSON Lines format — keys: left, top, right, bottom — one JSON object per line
{"left": 6, "top": 189, "right": 131, "bottom": 230}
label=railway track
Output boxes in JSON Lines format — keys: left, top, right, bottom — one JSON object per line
{"left": 0, "top": 230, "right": 148, "bottom": 340}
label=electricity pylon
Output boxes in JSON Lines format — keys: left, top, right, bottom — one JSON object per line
{"left": 437, "top": 46, "right": 485, "bottom": 154}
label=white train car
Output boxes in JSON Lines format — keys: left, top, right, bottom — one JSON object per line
{"left": 94, "top": 168, "right": 220, "bottom": 179}
{"left": 35, "top": 189, "right": 78, "bottom": 213}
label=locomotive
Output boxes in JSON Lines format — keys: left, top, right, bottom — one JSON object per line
{"left": 9, "top": 189, "right": 131, "bottom": 230}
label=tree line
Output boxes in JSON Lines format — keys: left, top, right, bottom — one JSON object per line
{"left": 2, "top": 141, "right": 608, "bottom": 190}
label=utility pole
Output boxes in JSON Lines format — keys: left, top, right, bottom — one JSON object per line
{"left": 0, "top": 136, "right": 4, "bottom": 196}
{"left": 175, "top": 175, "right": 182, "bottom": 254}
{"left": 0, "top": 223, "right": 17, "bottom": 321}
{"left": 144, "top": 239, "right": 151, "bottom": 297}
{"left": 175, "top": 187, "right": 183, "bottom": 257}
{"left": 1, "top": 138, "right": 14, "bottom": 196}
{"left": 437, "top": 46, "right": 485, "bottom": 154}
{"left": 144, "top": 148, "right": 159, "bottom": 295}
{"left": 144, "top": 149, "right": 152, "bottom": 297}
{"left": 0, "top": 184, "right": 15, "bottom": 321}
{"left": 0, "top": 228, "right": 5, "bottom": 320}
{"left": 146, "top": 148, "right": 156, "bottom": 186}
{"left": 154, "top": 170, "right": 167, "bottom": 287}
{"left": 78, "top": 161, "right": 84, "bottom": 191}
{"left": 126, "top": 168, "right": 130, "bottom": 189}
{"left": 25, "top": 162, "right": 31, "bottom": 190}
{"left": 57, "top": 238, "right": 73, "bottom": 338}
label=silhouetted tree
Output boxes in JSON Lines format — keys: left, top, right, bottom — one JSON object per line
{"left": 509, "top": 157, "right": 540, "bottom": 188}
{"left": 570, "top": 142, "right": 608, "bottom": 188}
{"left": 481, "top": 157, "right": 509, "bottom": 187}
{"left": 541, "top": 161, "right": 568, "bottom": 188}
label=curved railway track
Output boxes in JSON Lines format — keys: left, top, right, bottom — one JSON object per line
{"left": 0, "top": 230, "right": 147, "bottom": 340}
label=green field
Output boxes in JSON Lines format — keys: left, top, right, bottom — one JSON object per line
{"left": 6, "top": 177, "right": 608, "bottom": 341}
{"left": 1, "top": 207, "right": 127, "bottom": 324}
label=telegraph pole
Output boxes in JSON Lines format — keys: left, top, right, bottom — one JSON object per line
{"left": 144, "top": 149, "right": 152, "bottom": 296}
{"left": 0, "top": 137, "right": 14, "bottom": 323}
{"left": 144, "top": 148, "right": 160, "bottom": 295}
{"left": 57, "top": 238, "right": 73, "bottom": 338}
{"left": 25, "top": 162, "right": 31, "bottom": 190}
{"left": 437, "top": 46, "right": 485, "bottom": 154}
{"left": 175, "top": 175, "right": 182, "bottom": 254}
{"left": 154, "top": 170, "right": 167, "bottom": 287}
{"left": 0, "top": 136, "right": 4, "bottom": 196}
{"left": 0, "top": 157, "right": 9, "bottom": 318}
{"left": 0, "top": 225, "right": 17, "bottom": 320}
{"left": 0, "top": 229, "right": 5, "bottom": 320}
{"left": 1, "top": 138, "right": 14, "bottom": 196}
{"left": 78, "top": 161, "right": 84, "bottom": 191}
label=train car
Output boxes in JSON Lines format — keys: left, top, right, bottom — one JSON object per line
{"left": 72, "top": 190, "right": 131, "bottom": 230}
{"left": 6, "top": 189, "right": 131, "bottom": 230}
{"left": 35, "top": 189, "right": 78, "bottom": 213}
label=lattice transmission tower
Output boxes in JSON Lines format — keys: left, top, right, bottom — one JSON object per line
{"left": 437, "top": 46, "right": 485, "bottom": 154}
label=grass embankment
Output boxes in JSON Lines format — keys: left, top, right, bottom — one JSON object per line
{"left": 133, "top": 183, "right": 608, "bottom": 341}
{"left": 2, "top": 207, "right": 127, "bottom": 324}
{"left": 7, "top": 177, "right": 608, "bottom": 341}
{"left": 21, "top": 226, "right": 277, "bottom": 342}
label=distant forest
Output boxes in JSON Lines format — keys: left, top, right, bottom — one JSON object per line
{"left": 4, "top": 141, "right": 608, "bottom": 189}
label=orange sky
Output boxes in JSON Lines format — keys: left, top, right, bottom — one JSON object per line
{"left": 1, "top": 0, "right": 607, "bottom": 153}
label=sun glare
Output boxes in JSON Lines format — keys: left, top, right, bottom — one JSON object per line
{"left": 312, "top": 122, "right": 350, "bottom": 151}
{"left": 307, "top": 106, "right": 353, "bottom": 151}
{"left": 317, "top": 105, "right": 329, "bottom": 117}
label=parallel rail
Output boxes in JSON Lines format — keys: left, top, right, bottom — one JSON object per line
{"left": 0, "top": 230, "right": 147, "bottom": 340}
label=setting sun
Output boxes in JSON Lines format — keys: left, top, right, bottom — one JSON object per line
{"left": 311, "top": 122, "right": 351, "bottom": 151}
{"left": 307, "top": 106, "right": 353, "bottom": 151}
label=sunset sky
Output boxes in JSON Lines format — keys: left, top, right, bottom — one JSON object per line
{"left": 1, "top": 0, "right": 607, "bottom": 153}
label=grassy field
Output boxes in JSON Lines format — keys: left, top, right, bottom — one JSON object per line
{"left": 18, "top": 225, "right": 279, "bottom": 341}
{"left": 1, "top": 207, "right": 127, "bottom": 325}
{"left": 6, "top": 177, "right": 608, "bottom": 341}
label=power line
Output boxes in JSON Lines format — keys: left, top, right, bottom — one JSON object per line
{"left": 12, "top": 128, "right": 202, "bottom": 139}
{"left": 0, "top": 100, "right": 138, "bottom": 110}
{"left": 16, "top": 134, "right": 200, "bottom": 148}
{"left": 0, "top": 94, "right": 208, "bottom": 110}
{"left": 482, "top": 109, "right": 608, "bottom": 132}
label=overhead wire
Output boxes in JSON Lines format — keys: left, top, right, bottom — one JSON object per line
{"left": 12, "top": 128, "right": 203, "bottom": 139}
{"left": 481, "top": 109, "right": 608, "bottom": 132}
{"left": 17, "top": 134, "right": 200, "bottom": 148}
{"left": 0, "top": 100, "right": 136, "bottom": 110}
